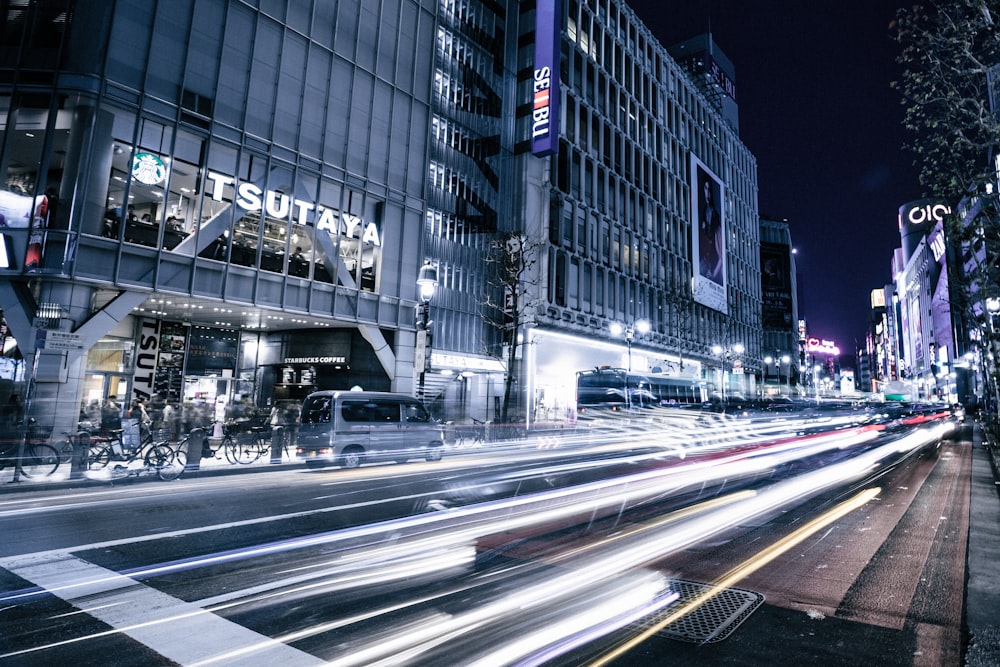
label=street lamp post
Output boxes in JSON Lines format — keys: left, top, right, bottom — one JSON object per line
{"left": 781, "top": 354, "right": 791, "bottom": 393}
{"left": 711, "top": 343, "right": 744, "bottom": 408}
{"left": 415, "top": 262, "right": 438, "bottom": 402}
{"left": 610, "top": 319, "right": 650, "bottom": 409}
{"left": 610, "top": 319, "right": 650, "bottom": 372}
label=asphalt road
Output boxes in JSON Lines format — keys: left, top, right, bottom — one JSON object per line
{"left": 602, "top": 438, "right": 970, "bottom": 666}
{"left": 0, "top": 415, "right": 977, "bottom": 666}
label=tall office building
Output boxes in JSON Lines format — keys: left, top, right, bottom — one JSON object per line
{"left": 0, "top": 1, "right": 441, "bottom": 438}
{"left": 0, "top": 0, "right": 761, "bottom": 438}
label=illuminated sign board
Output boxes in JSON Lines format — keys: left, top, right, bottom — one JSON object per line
{"left": 705, "top": 54, "right": 737, "bottom": 101}
{"left": 0, "top": 233, "right": 14, "bottom": 269}
{"left": 205, "top": 172, "right": 381, "bottom": 246}
{"left": 132, "top": 152, "right": 167, "bottom": 185}
{"left": 899, "top": 200, "right": 951, "bottom": 228}
{"left": 531, "top": 0, "right": 561, "bottom": 156}
{"left": 898, "top": 198, "right": 951, "bottom": 262}
{"left": 283, "top": 356, "right": 346, "bottom": 364}
{"left": 870, "top": 288, "right": 885, "bottom": 309}
{"left": 804, "top": 338, "right": 840, "bottom": 356}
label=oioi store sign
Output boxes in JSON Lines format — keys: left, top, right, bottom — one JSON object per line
{"left": 205, "top": 171, "right": 381, "bottom": 246}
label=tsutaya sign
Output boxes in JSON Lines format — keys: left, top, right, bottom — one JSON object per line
{"left": 205, "top": 171, "right": 381, "bottom": 246}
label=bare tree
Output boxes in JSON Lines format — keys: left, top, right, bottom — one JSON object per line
{"left": 479, "top": 232, "right": 543, "bottom": 423}
{"left": 661, "top": 289, "right": 697, "bottom": 371}
{"left": 892, "top": 0, "right": 1000, "bottom": 202}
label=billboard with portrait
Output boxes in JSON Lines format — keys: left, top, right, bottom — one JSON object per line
{"left": 690, "top": 156, "right": 727, "bottom": 312}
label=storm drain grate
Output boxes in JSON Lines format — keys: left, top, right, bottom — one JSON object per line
{"left": 641, "top": 578, "right": 765, "bottom": 644}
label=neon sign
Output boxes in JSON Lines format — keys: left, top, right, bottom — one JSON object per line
{"left": 205, "top": 172, "right": 381, "bottom": 246}
{"left": 805, "top": 338, "right": 840, "bottom": 355}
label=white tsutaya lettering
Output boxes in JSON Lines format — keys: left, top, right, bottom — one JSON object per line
{"left": 206, "top": 171, "right": 381, "bottom": 246}
{"left": 293, "top": 199, "right": 314, "bottom": 222}
{"left": 236, "top": 181, "right": 262, "bottom": 212}
{"left": 342, "top": 215, "right": 362, "bottom": 239}
{"left": 205, "top": 172, "right": 232, "bottom": 200}
{"left": 361, "top": 222, "right": 381, "bottom": 245}
{"left": 265, "top": 191, "right": 290, "bottom": 219}
{"left": 315, "top": 207, "right": 338, "bottom": 232}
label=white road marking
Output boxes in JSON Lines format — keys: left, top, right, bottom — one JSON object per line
{"left": 2, "top": 552, "right": 323, "bottom": 666}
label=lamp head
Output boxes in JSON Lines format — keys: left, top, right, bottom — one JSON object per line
{"left": 417, "top": 263, "right": 438, "bottom": 302}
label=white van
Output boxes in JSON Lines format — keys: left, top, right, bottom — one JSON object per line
{"left": 295, "top": 390, "right": 444, "bottom": 469}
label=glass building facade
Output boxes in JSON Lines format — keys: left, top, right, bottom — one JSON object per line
{"left": 508, "top": 2, "right": 761, "bottom": 422}
{"left": 0, "top": 0, "right": 441, "bottom": 438}
{"left": 0, "top": 0, "right": 762, "bottom": 439}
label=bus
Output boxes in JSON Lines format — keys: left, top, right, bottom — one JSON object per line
{"left": 576, "top": 367, "right": 706, "bottom": 411}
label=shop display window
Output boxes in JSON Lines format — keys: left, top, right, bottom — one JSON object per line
{"left": 104, "top": 122, "right": 202, "bottom": 251}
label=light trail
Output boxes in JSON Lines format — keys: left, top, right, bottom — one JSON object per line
{"left": 587, "top": 486, "right": 883, "bottom": 666}
{"left": 0, "top": 416, "right": 951, "bottom": 665}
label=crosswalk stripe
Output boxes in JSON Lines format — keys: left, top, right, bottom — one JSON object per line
{"left": 3, "top": 552, "right": 324, "bottom": 666}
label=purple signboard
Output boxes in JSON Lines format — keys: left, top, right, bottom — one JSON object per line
{"left": 531, "top": 0, "right": 562, "bottom": 156}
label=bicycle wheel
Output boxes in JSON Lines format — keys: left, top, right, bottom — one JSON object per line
{"left": 58, "top": 439, "right": 74, "bottom": 464}
{"left": 20, "top": 443, "right": 61, "bottom": 478}
{"left": 231, "top": 435, "right": 258, "bottom": 464}
{"left": 88, "top": 445, "right": 111, "bottom": 470}
{"left": 223, "top": 435, "right": 241, "bottom": 464}
{"left": 155, "top": 447, "right": 185, "bottom": 481}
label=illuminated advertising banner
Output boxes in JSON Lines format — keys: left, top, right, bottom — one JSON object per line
{"left": 927, "top": 219, "right": 955, "bottom": 363}
{"left": 870, "top": 288, "right": 886, "bottom": 309}
{"left": 156, "top": 322, "right": 188, "bottom": 403}
{"left": 186, "top": 327, "right": 239, "bottom": 374}
{"left": 760, "top": 242, "right": 792, "bottom": 328}
{"left": 0, "top": 189, "right": 32, "bottom": 228}
{"left": 690, "top": 155, "right": 727, "bottom": 313}
{"left": 531, "top": 0, "right": 561, "bottom": 156}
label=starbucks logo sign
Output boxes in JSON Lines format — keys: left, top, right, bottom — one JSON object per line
{"left": 132, "top": 152, "right": 167, "bottom": 185}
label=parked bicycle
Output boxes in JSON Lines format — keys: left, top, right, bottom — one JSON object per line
{"left": 218, "top": 418, "right": 270, "bottom": 464}
{"left": 0, "top": 432, "right": 61, "bottom": 478}
{"left": 86, "top": 423, "right": 184, "bottom": 481}
{"left": 449, "top": 417, "right": 487, "bottom": 448}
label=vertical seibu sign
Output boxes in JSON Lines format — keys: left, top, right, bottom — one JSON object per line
{"left": 531, "top": 0, "right": 562, "bottom": 156}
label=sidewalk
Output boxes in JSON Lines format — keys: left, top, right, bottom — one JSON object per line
{"left": 0, "top": 442, "right": 305, "bottom": 494}
{"left": 967, "top": 420, "right": 1000, "bottom": 666}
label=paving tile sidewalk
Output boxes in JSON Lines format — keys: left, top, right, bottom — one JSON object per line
{"left": 967, "top": 420, "right": 1000, "bottom": 666}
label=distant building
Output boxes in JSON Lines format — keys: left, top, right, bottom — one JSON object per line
{"left": 759, "top": 217, "right": 798, "bottom": 393}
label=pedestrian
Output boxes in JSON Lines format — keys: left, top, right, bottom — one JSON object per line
{"left": 101, "top": 398, "right": 122, "bottom": 435}
{"left": 128, "top": 398, "right": 149, "bottom": 423}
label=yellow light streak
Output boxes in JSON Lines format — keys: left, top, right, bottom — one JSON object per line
{"left": 589, "top": 485, "right": 882, "bottom": 667}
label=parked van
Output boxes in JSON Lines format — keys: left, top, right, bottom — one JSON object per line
{"left": 295, "top": 390, "right": 444, "bottom": 469}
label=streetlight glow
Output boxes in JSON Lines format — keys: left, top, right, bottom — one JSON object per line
{"left": 415, "top": 262, "right": 439, "bottom": 401}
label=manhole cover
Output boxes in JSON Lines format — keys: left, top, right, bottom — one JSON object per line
{"left": 644, "top": 578, "right": 765, "bottom": 643}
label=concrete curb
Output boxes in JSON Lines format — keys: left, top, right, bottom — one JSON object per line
{"left": 966, "top": 421, "right": 1000, "bottom": 667}
{"left": 0, "top": 453, "right": 306, "bottom": 494}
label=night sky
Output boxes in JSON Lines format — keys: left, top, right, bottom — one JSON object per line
{"left": 627, "top": 1, "right": 920, "bottom": 353}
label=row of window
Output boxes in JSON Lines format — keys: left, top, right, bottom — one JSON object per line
{"left": 549, "top": 246, "right": 743, "bottom": 354}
